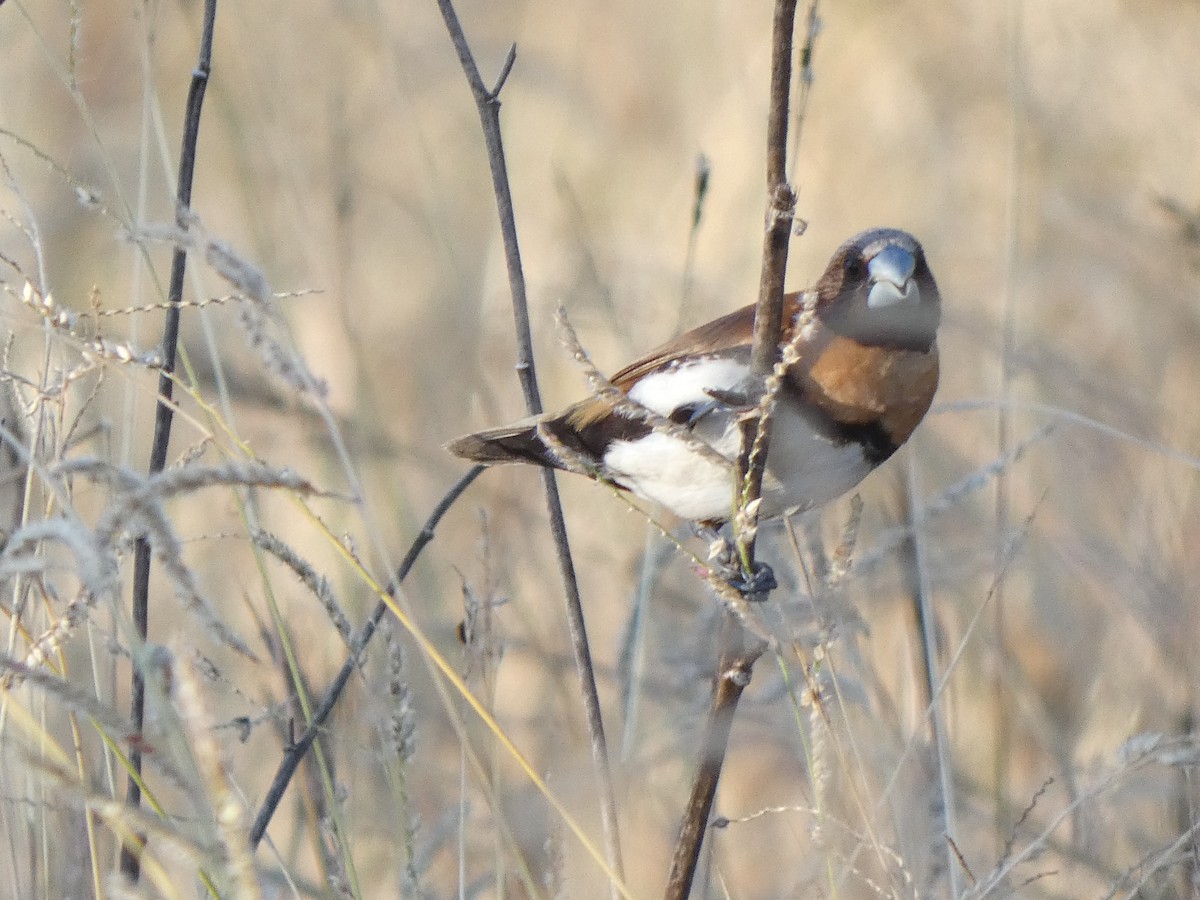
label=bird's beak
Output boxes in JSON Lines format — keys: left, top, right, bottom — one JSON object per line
{"left": 866, "top": 245, "right": 919, "bottom": 308}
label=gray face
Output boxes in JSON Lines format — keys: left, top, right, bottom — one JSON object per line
{"left": 818, "top": 230, "right": 941, "bottom": 352}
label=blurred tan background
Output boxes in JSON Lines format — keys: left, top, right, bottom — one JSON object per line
{"left": 3, "top": 0, "right": 1200, "bottom": 896}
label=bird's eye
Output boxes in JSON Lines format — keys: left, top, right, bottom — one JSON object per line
{"left": 843, "top": 254, "right": 866, "bottom": 280}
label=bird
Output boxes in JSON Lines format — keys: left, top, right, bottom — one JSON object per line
{"left": 448, "top": 227, "right": 941, "bottom": 533}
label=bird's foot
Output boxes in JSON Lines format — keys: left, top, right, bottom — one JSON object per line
{"left": 726, "top": 560, "right": 777, "bottom": 600}
{"left": 693, "top": 521, "right": 777, "bottom": 600}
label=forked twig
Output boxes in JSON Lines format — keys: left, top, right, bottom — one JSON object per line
{"left": 434, "top": 0, "right": 625, "bottom": 887}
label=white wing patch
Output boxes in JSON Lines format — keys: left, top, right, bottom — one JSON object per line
{"left": 626, "top": 356, "right": 751, "bottom": 417}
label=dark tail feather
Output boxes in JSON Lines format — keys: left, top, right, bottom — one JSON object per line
{"left": 445, "top": 420, "right": 559, "bottom": 468}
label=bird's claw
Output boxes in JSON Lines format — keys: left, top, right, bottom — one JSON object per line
{"left": 726, "top": 560, "right": 777, "bottom": 600}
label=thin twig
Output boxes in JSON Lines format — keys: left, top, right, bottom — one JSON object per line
{"left": 434, "top": 0, "right": 626, "bottom": 887}
{"left": 664, "top": 1, "right": 806, "bottom": 897}
{"left": 750, "top": 0, "right": 800, "bottom": 379}
{"left": 673, "top": 154, "right": 711, "bottom": 333}
{"left": 248, "top": 465, "right": 485, "bottom": 848}
{"left": 992, "top": 0, "right": 1025, "bottom": 860}
{"left": 120, "top": 0, "right": 216, "bottom": 880}
{"left": 736, "top": 0, "right": 801, "bottom": 574}
{"left": 908, "top": 455, "right": 961, "bottom": 897}
{"left": 664, "top": 624, "right": 769, "bottom": 900}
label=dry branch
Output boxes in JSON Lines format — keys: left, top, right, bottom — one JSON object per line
{"left": 664, "top": 1, "right": 814, "bottom": 896}
{"left": 121, "top": 0, "right": 217, "bottom": 880}
{"left": 434, "top": 0, "right": 626, "bottom": 887}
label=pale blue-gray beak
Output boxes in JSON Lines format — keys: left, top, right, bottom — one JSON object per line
{"left": 866, "top": 244, "right": 919, "bottom": 308}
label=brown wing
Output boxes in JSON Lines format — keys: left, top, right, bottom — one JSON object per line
{"left": 450, "top": 292, "right": 812, "bottom": 464}
{"left": 606, "top": 292, "right": 806, "bottom": 390}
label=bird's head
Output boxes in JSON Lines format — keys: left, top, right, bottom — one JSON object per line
{"left": 813, "top": 228, "right": 941, "bottom": 352}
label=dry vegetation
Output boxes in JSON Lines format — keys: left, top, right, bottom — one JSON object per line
{"left": 2, "top": 0, "right": 1200, "bottom": 897}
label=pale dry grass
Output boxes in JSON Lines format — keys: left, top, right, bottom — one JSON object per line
{"left": 1, "top": 0, "right": 1199, "bottom": 897}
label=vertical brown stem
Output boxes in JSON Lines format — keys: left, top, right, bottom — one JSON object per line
{"left": 737, "top": 0, "right": 799, "bottom": 572}
{"left": 666, "top": 3, "right": 805, "bottom": 894}
{"left": 664, "top": 625, "right": 767, "bottom": 900}
{"left": 120, "top": 0, "right": 217, "bottom": 881}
